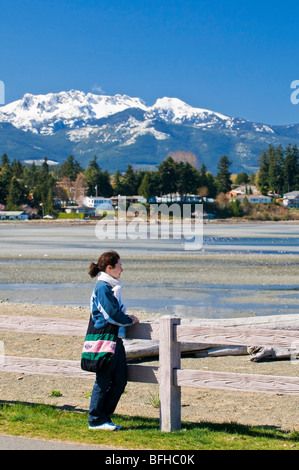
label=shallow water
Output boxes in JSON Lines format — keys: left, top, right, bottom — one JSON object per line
{"left": 1, "top": 281, "right": 298, "bottom": 319}
{"left": 0, "top": 223, "right": 298, "bottom": 319}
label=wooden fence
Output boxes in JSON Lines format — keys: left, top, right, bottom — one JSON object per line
{"left": 0, "top": 314, "right": 299, "bottom": 431}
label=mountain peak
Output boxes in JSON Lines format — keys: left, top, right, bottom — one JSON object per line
{"left": 0, "top": 90, "right": 233, "bottom": 134}
{"left": 0, "top": 90, "right": 147, "bottom": 134}
{"left": 0, "top": 88, "right": 298, "bottom": 173}
{"left": 149, "top": 96, "right": 230, "bottom": 123}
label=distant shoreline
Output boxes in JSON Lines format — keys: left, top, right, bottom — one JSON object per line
{"left": 1, "top": 218, "right": 299, "bottom": 226}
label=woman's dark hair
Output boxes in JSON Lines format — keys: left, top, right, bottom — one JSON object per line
{"left": 88, "top": 250, "right": 120, "bottom": 278}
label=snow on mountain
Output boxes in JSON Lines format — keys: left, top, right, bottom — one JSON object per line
{"left": 1, "top": 89, "right": 291, "bottom": 173}
{"left": 0, "top": 90, "right": 147, "bottom": 134}
{"left": 0, "top": 90, "right": 239, "bottom": 136}
{"left": 67, "top": 116, "right": 170, "bottom": 145}
{"left": 147, "top": 96, "right": 231, "bottom": 126}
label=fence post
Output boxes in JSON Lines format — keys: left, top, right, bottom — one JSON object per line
{"left": 159, "top": 316, "right": 181, "bottom": 432}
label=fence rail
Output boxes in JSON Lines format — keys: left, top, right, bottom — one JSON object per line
{"left": 0, "top": 314, "right": 299, "bottom": 432}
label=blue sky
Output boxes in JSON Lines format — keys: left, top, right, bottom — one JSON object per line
{"left": 0, "top": 0, "right": 299, "bottom": 125}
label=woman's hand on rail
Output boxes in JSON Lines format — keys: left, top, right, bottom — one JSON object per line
{"left": 129, "top": 315, "right": 139, "bottom": 324}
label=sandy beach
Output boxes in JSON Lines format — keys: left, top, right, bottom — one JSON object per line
{"left": 0, "top": 222, "right": 299, "bottom": 431}
{"left": 0, "top": 301, "right": 298, "bottom": 431}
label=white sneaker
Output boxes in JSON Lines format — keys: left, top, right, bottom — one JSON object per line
{"left": 108, "top": 421, "right": 122, "bottom": 430}
{"left": 89, "top": 422, "right": 117, "bottom": 431}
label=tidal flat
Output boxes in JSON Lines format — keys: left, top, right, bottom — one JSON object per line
{"left": 0, "top": 222, "right": 299, "bottom": 319}
{"left": 0, "top": 222, "right": 299, "bottom": 431}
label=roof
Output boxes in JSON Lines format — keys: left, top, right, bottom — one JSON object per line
{"left": 283, "top": 191, "right": 299, "bottom": 198}
{"left": 0, "top": 211, "right": 24, "bottom": 216}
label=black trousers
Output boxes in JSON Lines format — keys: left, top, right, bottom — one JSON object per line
{"left": 88, "top": 338, "right": 127, "bottom": 425}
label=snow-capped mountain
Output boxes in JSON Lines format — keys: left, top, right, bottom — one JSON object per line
{"left": 0, "top": 90, "right": 273, "bottom": 135}
{"left": 0, "top": 90, "right": 147, "bottom": 134}
{"left": 0, "top": 90, "right": 298, "bottom": 172}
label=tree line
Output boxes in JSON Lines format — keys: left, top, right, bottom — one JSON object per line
{"left": 257, "top": 144, "right": 299, "bottom": 195}
{"left": 0, "top": 144, "right": 298, "bottom": 216}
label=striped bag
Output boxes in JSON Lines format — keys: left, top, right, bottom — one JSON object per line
{"left": 81, "top": 315, "right": 118, "bottom": 373}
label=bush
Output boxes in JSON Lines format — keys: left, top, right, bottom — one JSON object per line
{"left": 57, "top": 212, "right": 84, "bottom": 219}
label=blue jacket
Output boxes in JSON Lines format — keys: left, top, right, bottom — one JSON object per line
{"left": 90, "top": 280, "right": 133, "bottom": 329}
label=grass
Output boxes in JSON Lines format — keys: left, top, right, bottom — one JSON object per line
{"left": 0, "top": 402, "right": 298, "bottom": 450}
{"left": 145, "top": 392, "right": 160, "bottom": 409}
{"left": 49, "top": 390, "right": 63, "bottom": 398}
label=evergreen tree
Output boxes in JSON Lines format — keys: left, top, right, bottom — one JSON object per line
{"left": 0, "top": 155, "right": 12, "bottom": 205}
{"left": 283, "top": 144, "right": 299, "bottom": 193}
{"left": 230, "top": 199, "right": 243, "bottom": 217}
{"left": 293, "top": 145, "right": 299, "bottom": 189}
{"left": 157, "top": 156, "right": 178, "bottom": 195}
{"left": 215, "top": 155, "right": 232, "bottom": 194}
{"left": 197, "top": 163, "right": 216, "bottom": 198}
{"left": 268, "top": 144, "right": 284, "bottom": 194}
{"left": 1, "top": 153, "right": 10, "bottom": 167}
{"left": 59, "top": 155, "right": 83, "bottom": 181}
{"left": 121, "top": 165, "right": 138, "bottom": 195}
{"left": 101, "top": 170, "right": 113, "bottom": 198}
{"left": 11, "top": 159, "right": 24, "bottom": 178}
{"left": 34, "top": 158, "right": 55, "bottom": 215}
{"left": 176, "top": 161, "right": 199, "bottom": 196}
{"left": 84, "top": 157, "right": 113, "bottom": 198}
{"left": 6, "top": 177, "right": 27, "bottom": 210}
{"left": 40, "top": 157, "right": 50, "bottom": 180}
{"left": 113, "top": 169, "right": 124, "bottom": 196}
{"left": 257, "top": 149, "right": 270, "bottom": 195}
{"left": 138, "top": 173, "right": 151, "bottom": 201}
{"left": 206, "top": 172, "right": 217, "bottom": 198}
{"left": 235, "top": 172, "right": 249, "bottom": 185}
{"left": 23, "top": 162, "right": 39, "bottom": 192}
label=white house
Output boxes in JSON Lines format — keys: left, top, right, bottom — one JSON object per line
{"left": 236, "top": 195, "right": 272, "bottom": 204}
{"left": 283, "top": 191, "right": 299, "bottom": 208}
{"left": 83, "top": 196, "right": 114, "bottom": 209}
{"left": 0, "top": 211, "right": 28, "bottom": 220}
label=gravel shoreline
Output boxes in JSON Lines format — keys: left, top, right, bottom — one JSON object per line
{"left": 1, "top": 252, "right": 299, "bottom": 286}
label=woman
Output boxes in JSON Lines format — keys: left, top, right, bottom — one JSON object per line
{"left": 86, "top": 250, "right": 139, "bottom": 431}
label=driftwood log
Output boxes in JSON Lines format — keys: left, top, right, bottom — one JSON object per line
{"left": 124, "top": 314, "right": 299, "bottom": 362}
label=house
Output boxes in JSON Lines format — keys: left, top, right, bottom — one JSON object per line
{"left": 0, "top": 211, "right": 28, "bottom": 220}
{"left": 283, "top": 191, "right": 299, "bottom": 208}
{"left": 63, "top": 206, "right": 95, "bottom": 217}
{"left": 83, "top": 196, "right": 114, "bottom": 209}
{"left": 227, "top": 185, "right": 259, "bottom": 198}
{"left": 110, "top": 196, "right": 141, "bottom": 205}
{"left": 154, "top": 193, "right": 201, "bottom": 203}
{"left": 236, "top": 195, "right": 272, "bottom": 204}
